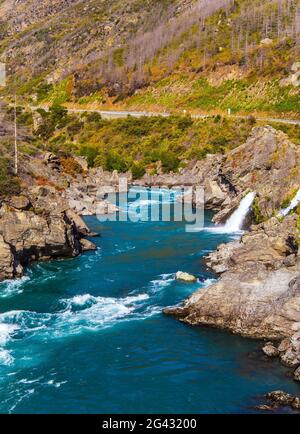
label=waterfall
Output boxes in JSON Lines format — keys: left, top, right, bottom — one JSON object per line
{"left": 278, "top": 189, "right": 300, "bottom": 217}
{"left": 223, "top": 192, "right": 256, "bottom": 232}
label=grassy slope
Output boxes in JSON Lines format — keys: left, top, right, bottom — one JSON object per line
{"left": 92, "top": 0, "right": 300, "bottom": 117}
{"left": 123, "top": 73, "right": 300, "bottom": 117}
{"left": 1, "top": 0, "right": 299, "bottom": 118}
{"left": 0, "top": 0, "right": 187, "bottom": 98}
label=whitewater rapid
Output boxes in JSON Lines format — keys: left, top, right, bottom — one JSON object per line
{"left": 0, "top": 186, "right": 297, "bottom": 414}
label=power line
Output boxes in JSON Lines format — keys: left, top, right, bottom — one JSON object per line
{"left": 13, "top": 90, "right": 18, "bottom": 175}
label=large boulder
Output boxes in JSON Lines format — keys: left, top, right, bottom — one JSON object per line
{"left": 80, "top": 238, "right": 97, "bottom": 252}
{"left": 0, "top": 206, "right": 81, "bottom": 264}
{"left": 65, "top": 209, "right": 91, "bottom": 236}
{"left": 278, "top": 331, "right": 300, "bottom": 367}
{"left": 168, "top": 264, "right": 300, "bottom": 339}
{"left": 204, "top": 179, "right": 227, "bottom": 209}
{"left": 176, "top": 271, "right": 197, "bottom": 283}
{"left": 294, "top": 366, "right": 300, "bottom": 381}
{"left": 207, "top": 215, "right": 299, "bottom": 273}
{"left": 0, "top": 187, "right": 91, "bottom": 280}
{"left": 262, "top": 342, "right": 280, "bottom": 358}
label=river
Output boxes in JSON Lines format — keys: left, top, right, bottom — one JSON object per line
{"left": 0, "top": 188, "right": 298, "bottom": 413}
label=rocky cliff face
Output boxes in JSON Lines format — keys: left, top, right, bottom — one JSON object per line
{"left": 164, "top": 125, "right": 300, "bottom": 380}
{"left": 0, "top": 186, "right": 85, "bottom": 281}
{"left": 0, "top": 149, "right": 128, "bottom": 281}
{"left": 214, "top": 126, "right": 300, "bottom": 223}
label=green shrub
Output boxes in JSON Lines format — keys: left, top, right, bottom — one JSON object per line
{"left": 79, "top": 145, "right": 99, "bottom": 167}
{"left": 60, "top": 156, "right": 83, "bottom": 177}
{"left": 0, "top": 157, "right": 20, "bottom": 198}
{"left": 84, "top": 112, "right": 102, "bottom": 123}
{"left": 131, "top": 162, "right": 146, "bottom": 179}
{"left": 67, "top": 120, "right": 84, "bottom": 136}
{"left": 159, "top": 150, "right": 180, "bottom": 173}
{"left": 36, "top": 105, "right": 69, "bottom": 139}
{"left": 36, "top": 83, "right": 54, "bottom": 102}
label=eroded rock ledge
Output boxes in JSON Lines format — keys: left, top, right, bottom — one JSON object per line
{"left": 0, "top": 186, "right": 93, "bottom": 281}
{"left": 165, "top": 215, "right": 300, "bottom": 336}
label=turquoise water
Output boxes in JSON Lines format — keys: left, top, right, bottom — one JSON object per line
{"left": 0, "top": 188, "right": 299, "bottom": 414}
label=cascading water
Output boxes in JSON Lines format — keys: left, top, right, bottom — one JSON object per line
{"left": 223, "top": 191, "right": 256, "bottom": 232}
{"left": 278, "top": 189, "right": 300, "bottom": 217}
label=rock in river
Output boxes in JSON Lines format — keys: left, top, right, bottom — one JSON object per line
{"left": 176, "top": 271, "right": 197, "bottom": 283}
{"left": 262, "top": 342, "right": 280, "bottom": 358}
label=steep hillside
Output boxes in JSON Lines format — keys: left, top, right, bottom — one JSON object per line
{"left": 0, "top": 0, "right": 300, "bottom": 116}
{"left": 0, "top": 0, "right": 192, "bottom": 93}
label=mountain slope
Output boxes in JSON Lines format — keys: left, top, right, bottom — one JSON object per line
{"left": 0, "top": 0, "right": 300, "bottom": 116}
{"left": 0, "top": 0, "right": 192, "bottom": 89}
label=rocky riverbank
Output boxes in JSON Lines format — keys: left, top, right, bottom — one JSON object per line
{"left": 0, "top": 151, "right": 127, "bottom": 281}
{"left": 164, "top": 126, "right": 300, "bottom": 385}
{"left": 1, "top": 125, "right": 300, "bottom": 388}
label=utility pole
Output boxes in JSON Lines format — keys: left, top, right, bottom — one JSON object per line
{"left": 13, "top": 85, "right": 18, "bottom": 176}
{"left": 2, "top": 62, "right": 18, "bottom": 175}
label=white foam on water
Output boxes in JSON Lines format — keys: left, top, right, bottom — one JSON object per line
{"left": 138, "top": 304, "right": 162, "bottom": 319}
{"left": 0, "top": 348, "right": 14, "bottom": 365}
{"left": 112, "top": 243, "right": 136, "bottom": 255}
{"left": 278, "top": 189, "right": 300, "bottom": 217}
{"left": 201, "top": 278, "right": 217, "bottom": 287}
{"left": 46, "top": 379, "right": 67, "bottom": 388}
{"left": 0, "top": 292, "right": 151, "bottom": 366}
{"left": 83, "top": 248, "right": 102, "bottom": 269}
{"left": 201, "top": 226, "right": 243, "bottom": 235}
{"left": 18, "top": 377, "right": 43, "bottom": 385}
{"left": 148, "top": 273, "right": 175, "bottom": 293}
{"left": 0, "top": 323, "right": 20, "bottom": 365}
{"left": 130, "top": 187, "right": 181, "bottom": 197}
{"left": 56, "top": 292, "right": 151, "bottom": 335}
{"left": 0, "top": 323, "right": 19, "bottom": 346}
{"left": 0, "top": 276, "right": 30, "bottom": 299}
{"left": 119, "top": 187, "right": 182, "bottom": 215}
{"left": 139, "top": 199, "right": 160, "bottom": 206}
{"left": 17, "top": 376, "right": 67, "bottom": 392}
{"left": 8, "top": 388, "right": 35, "bottom": 414}
{"left": 67, "top": 294, "right": 94, "bottom": 307}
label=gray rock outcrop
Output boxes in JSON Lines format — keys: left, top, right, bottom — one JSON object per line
{"left": 165, "top": 215, "right": 300, "bottom": 339}
{"left": 0, "top": 185, "right": 96, "bottom": 281}
{"left": 164, "top": 126, "right": 300, "bottom": 377}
